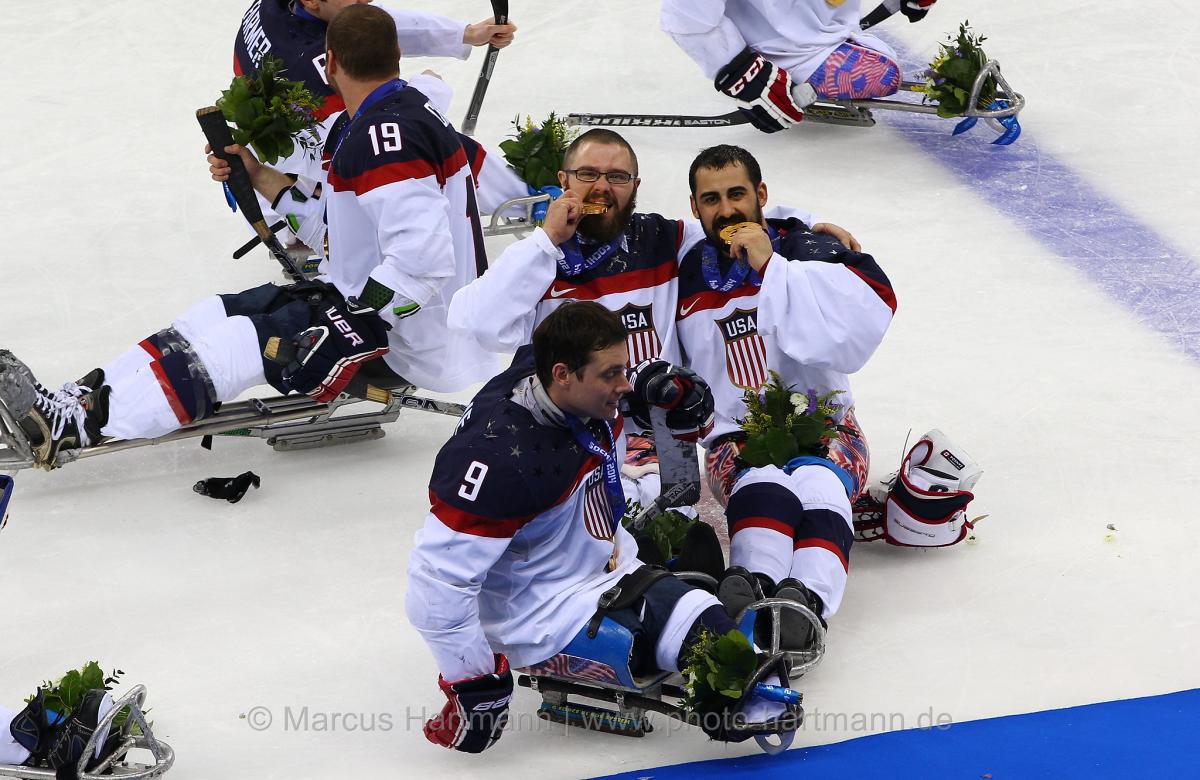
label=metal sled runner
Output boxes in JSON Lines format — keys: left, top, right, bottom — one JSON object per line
{"left": 0, "top": 685, "right": 174, "bottom": 780}
{"left": 568, "top": 61, "right": 1025, "bottom": 145}
{"left": 516, "top": 592, "right": 825, "bottom": 755}
{"left": 0, "top": 381, "right": 466, "bottom": 473}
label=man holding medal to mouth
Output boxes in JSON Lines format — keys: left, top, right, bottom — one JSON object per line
{"left": 447, "top": 130, "right": 855, "bottom": 532}
{"left": 674, "top": 144, "right": 896, "bottom": 652}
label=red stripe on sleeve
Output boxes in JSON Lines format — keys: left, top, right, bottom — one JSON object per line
{"left": 429, "top": 492, "right": 536, "bottom": 538}
{"left": 846, "top": 266, "right": 897, "bottom": 313}
{"left": 138, "top": 339, "right": 161, "bottom": 360}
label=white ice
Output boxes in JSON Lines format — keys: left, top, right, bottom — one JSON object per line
{"left": 1, "top": 1, "right": 1198, "bottom": 778}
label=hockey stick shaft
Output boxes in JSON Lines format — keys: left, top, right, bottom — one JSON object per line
{"left": 569, "top": 6, "right": 898, "bottom": 132}
{"left": 196, "top": 107, "right": 305, "bottom": 280}
{"left": 566, "top": 111, "right": 750, "bottom": 129}
{"left": 232, "top": 220, "right": 286, "bottom": 259}
{"left": 460, "top": 0, "right": 509, "bottom": 136}
{"left": 859, "top": 1, "right": 900, "bottom": 30}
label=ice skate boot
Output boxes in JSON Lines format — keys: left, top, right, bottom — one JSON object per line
{"left": 771, "top": 578, "right": 827, "bottom": 655}
{"left": 717, "top": 566, "right": 772, "bottom": 624}
{"left": 9, "top": 688, "right": 116, "bottom": 776}
{"left": 0, "top": 354, "right": 109, "bottom": 469}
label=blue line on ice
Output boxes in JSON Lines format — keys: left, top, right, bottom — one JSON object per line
{"left": 879, "top": 36, "right": 1200, "bottom": 362}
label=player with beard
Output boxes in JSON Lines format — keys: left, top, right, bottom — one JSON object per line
{"left": 448, "top": 130, "right": 856, "bottom": 532}
{"left": 673, "top": 144, "right": 895, "bottom": 651}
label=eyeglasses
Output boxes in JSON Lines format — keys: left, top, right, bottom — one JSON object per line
{"left": 564, "top": 168, "right": 636, "bottom": 185}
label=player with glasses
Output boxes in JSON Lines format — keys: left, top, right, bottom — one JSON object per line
{"left": 562, "top": 168, "right": 636, "bottom": 185}
{"left": 448, "top": 129, "right": 858, "bottom": 557}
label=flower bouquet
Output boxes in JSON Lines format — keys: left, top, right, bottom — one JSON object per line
{"left": 923, "top": 22, "right": 998, "bottom": 118}
{"left": 736, "top": 371, "right": 855, "bottom": 469}
{"left": 216, "top": 55, "right": 322, "bottom": 164}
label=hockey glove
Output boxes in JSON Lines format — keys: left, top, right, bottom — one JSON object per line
{"left": 900, "top": 0, "right": 937, "bottom": 23}
{"left": 281, "top": 296, "right": 390, "bottom": 403}
{"left": 714, "top": 48, "right": 806, "bottom": 133}
{"left": 625, "top": 359, "right": 715, "bottom": 442}
{"left": 424, "top": 654, "right": 512, "bottom": 753}
{"left": 882, "top": 429, "right": 982, "bottom": 547}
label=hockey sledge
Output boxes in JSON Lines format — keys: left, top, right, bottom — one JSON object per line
{"left": 567, "top": 60, "right": 1025, "bottom": 145}
{"left": 0, "top": 685, "right": 174, "bottom": 780}
{"left": 516, "top": 593, "right": 822, "bottom": 755}
{"left": 0, "top": 374, "right": 465, "bottom": 473}
{"left": 483, "top": 193, "right": 553, "bottom": 238}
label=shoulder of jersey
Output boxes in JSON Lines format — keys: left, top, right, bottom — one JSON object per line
{"left": 430, "top": 347, "right": 615, "bottom": 520}
{"left": 329, "top": 86, "right": 468, "bottom": 191}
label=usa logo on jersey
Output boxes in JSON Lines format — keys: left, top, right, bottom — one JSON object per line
{"left": 616, "top": 303, "right": 661, "bottom": 367}
{"left": 717, "top": 308, "right": 768, "bottom": 390}
{"left": 582, "top": 468, "right": 615, "bottom": 541}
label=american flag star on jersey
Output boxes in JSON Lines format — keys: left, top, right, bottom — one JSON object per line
{"left": 582, "top": 469, "right": 616, "bottom": 541}
{"left": 717, "top": 308, "right": 769, "bottom": 390}
{"left": 616, "top": 302, "right": 661, "bottom": 366}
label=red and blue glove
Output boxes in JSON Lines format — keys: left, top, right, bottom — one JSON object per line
{"left": 281, "top": 295, "right": 390, "bottom": 403}
{"left": 714, "top": 48, "right": 806, "bottom": 133}
{"left": 900, "top": 0, "right": 937, "bottom": 23}
{"left": 625, "top": 358, "right": 715, "bottom": 442}
{"left": 424, "top": 654, "right": 512, "bottom": 753}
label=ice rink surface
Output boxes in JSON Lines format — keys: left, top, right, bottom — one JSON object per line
{"left": 1, "top": 1, "right": 1197, "bottom": 777}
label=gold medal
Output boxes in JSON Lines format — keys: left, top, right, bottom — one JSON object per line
{"left": 606, "top": 539, "right": 620, "bottom": 572}
{"left": 580, "top": 202, "right": 609, "bottom": 216}
{"left": 718, "top": 221, "right": 763, "bottom": 245}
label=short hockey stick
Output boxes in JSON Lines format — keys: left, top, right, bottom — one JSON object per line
{"left": 232, "top": 219, "right": 286, "bottom": 259}
{"left": 196, "top": 107, "right": 306, "bottom": 281}
{"left": 460, "top": 0, "right": 509, "bottom": 136}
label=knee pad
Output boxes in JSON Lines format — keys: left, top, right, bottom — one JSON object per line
{"left": 884, "top": 429, "right": 982, "bottom": 547}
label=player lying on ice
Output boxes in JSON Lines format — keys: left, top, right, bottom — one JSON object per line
{"left": 0, "top": 6, "right": 523, "bottom": 471}
{"left": 662, "top": 0, "right": 938, "bottom": 133}
{"left": 407, "top": 302, "right": 807, "bottom": 752}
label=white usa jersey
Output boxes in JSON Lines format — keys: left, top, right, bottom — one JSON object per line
{"left": 279, "top": 78, "right": 496, "bottom": 392}
{"left": 675, "top": 216, "right": 896, "bottom": 446}
{"left": 449, "top": 214, "right": 704, "bottom": 366}
{"left": 661, "top": 0, "right": 897, "bottom": 82}
{"left": 406, "top": 348, "right": 639, "bottom": 680}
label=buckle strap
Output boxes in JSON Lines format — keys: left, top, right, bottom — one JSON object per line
{"left": 587, "top": 565, "right": 672, "bottom": 638}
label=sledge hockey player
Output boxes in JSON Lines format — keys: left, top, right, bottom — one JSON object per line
{"left": 446, "top": 128, "right": 853, "bottom": 512}
{"left": 232, "top": 0, "right": 523, "bottom": 243}
{"left": 234, "top": 0, "right": 516, "bottom": 157}
{"left": 676, "top": 144, "right": 980, "bottom": 652}
{"left": 407, "top": 302, "right": 795, "bottom": 752}
{"left": 0, "top": 6, "right": 493, "bottom": 470}
{"left": 660, "top": 0, "right": 937, "bottom": 133}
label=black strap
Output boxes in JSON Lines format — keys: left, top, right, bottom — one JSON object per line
{"left": 587, "top": 565, "right": 672, "bottom": 638}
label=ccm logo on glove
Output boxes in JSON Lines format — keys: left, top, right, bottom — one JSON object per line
{"left": 725, "top": 57, "right": 764, "bottom": 97}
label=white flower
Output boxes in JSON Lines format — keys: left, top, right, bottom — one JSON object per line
{"left": 789, "top": 392, "right": 806, "bottom": 410}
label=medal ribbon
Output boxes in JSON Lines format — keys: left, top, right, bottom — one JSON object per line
{"left": 557, "top": 235, "right": 624, "bottom": 277}
{"left": 699, "top": 224, "right": 779, "bottom": 292}
{"left": 564, "top": 414, "right": 625, "bottom": 536}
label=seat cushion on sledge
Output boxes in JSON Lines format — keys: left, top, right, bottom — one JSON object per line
{"left": 520, "top": 618, "right": 672, "bottom": 692}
